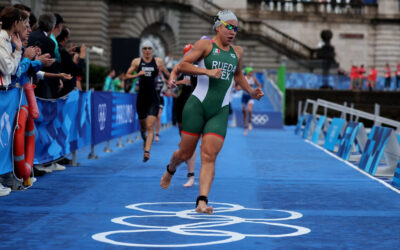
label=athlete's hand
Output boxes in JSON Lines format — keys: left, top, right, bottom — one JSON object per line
{"left": 207, "top": 68, "right": 222, "bottom": 79}
{"left": 168, "top": 79, "right": 177, "bottom": 88}
{"left": 138, "top": 70, "right": 146, "bottom": 76}
{"left": 251, "top": 88, "right": 264, "bottom": 100}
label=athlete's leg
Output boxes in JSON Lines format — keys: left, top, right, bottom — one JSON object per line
{"left": 144, "top": 115, "right": 157, "bottom": 151}
{"left": 155, "top": 108, "right": 162, "bottom": 142}
{"left": 242, "top": 103, "right": 248, "bottom": 135}
{"left": 196, "top": 134, "right": 224, "bottom": 214}
{"left": 196, "top": 106, "right": 229, "bottom": 214}
{"left": 248, "top": 100, "right": 254, "bottom": 130}
{"left": 183, "top": 150, "right": 196, "bottom": 187}
{"left": 161, "top": 96, "right": 204, "bottom": 189}
{"left": 139, "top": 119, "right": 147, "bottom": 146}
{"left": 160, "top": 133, "right": 200, "bottom": 189}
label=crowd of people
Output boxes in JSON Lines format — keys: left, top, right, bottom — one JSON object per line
{"left": 349, "top": 63, "right": 400, "bottom": 91}
{"left": 0, "top": 4, "right": 87, "bottom": 196}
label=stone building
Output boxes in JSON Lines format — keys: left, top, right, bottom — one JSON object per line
{"left": 1, "top": 0, "right": 399, "bottom": 73}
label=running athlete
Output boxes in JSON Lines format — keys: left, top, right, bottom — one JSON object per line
{"left": 154, "top": 72, "right": 167, "bottom": 142}
{"left": 160, "top": 10, "right": 264, "bottom": 214}
{"left": 240, "top": 66, "right": 262, "bottom": 135}
{"left": 170, "top": 43, "right": 198, "bottom": 187}
{"left": 125, "top": 40, "right": 170, "bottom": 162}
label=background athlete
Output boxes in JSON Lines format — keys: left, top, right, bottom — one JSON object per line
{"left": 239, "top": 66, "right": 262, "bottom": 135}
{"left": 125, "top": 40, "right": 170, "bottom": 162}
{"left": 160, "top": 10, "right": 264, "bottom": 214}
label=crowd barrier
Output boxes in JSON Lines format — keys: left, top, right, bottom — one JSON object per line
{"left": 0, "top": 89, "right": 173, "bottom": 176}
{"left": 295, "top": 98, "right": 400, "bottom": 189}
{"left": 267, "top": 71, "right": 398, "bottom": 90}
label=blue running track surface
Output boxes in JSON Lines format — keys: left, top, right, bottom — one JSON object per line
{"left": 1, "top": 127, "right": 400, "bottom": 249}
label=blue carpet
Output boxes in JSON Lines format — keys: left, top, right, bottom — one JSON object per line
{"left": 1, "top": 127, "right": 400, "bottom": 249}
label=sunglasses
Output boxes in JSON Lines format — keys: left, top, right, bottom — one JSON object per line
{"left": 219, "top": 18, "right": 239, "bottom": 33}
{"left": 142, "top": 47, "right": 152, "bottom": 50}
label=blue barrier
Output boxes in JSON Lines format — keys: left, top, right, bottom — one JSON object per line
{"left": 294, "top": 114, "right": 306, "bottom": 135}
{"left": 323, "top": 118, "right": 345, "bottom": 151}
{"left": 359, "top": 126, "right": 392, "bottom": 175}
{"left": 337, "top": 122, "right": 361, "bottom": 161}
{"left": 0, "top": 88, "right": 23, "bottom": 175}
{"left": 311, "top": 115, "right": 326, "bottom": 143}
{"left": 0, "top": 89, "right": 174, "bottom": 173}
{"left": 92, "top": 91, "right": 113, "bottom": 145}
{"left": 393, "top": 162, "right": 400, "bottom": 189}
{"left": 285, "top": 72, "right": 398, "bottom": 90}
{"left": 34, "top": 90, "right": 92, "bottom": 164}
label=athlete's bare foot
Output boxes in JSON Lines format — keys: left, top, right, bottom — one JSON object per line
{"left": 195, "top": 200, "right": 213, "bottom": 214}
{"left": 155, "top": 134, "right": 160, "bottom": 142}
{"left": 244, "top": 128, "right": 248, "bottom": 136}
{"left": 183, "top": 176, "right": 195, "bottom": 187}
{"left": 160, "top": 171, "right": 173, "bottom": 190}
{"left": 249, "top": 123, "right": 253, "bottom": 130}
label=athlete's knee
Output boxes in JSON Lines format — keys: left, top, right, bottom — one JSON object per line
{"left": 201, "top": 149, "right": 218, "bottom": 163}
{"left": 177, "top": 149, "right": 194, "bottom": 161}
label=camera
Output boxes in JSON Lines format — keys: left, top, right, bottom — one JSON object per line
{"left": 73, "top": 47, "right": 81, "bottom": 53}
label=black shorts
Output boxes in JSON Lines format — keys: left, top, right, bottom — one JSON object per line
{"left": 136, "top": 97, "right": 160, "bottom": 120}
{"left": 159, "top": 96, "right": 164, "bottom": 109}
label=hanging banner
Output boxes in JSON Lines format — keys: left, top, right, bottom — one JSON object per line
{"left": 34, "top": 90, "right": 92, "bottom": 164}
{"left": 0, "top": 88, "right": 22, "bottom": 174}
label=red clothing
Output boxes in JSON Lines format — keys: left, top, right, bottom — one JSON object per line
{"left": 396, "top": 65, "right": 400, "bottom": 77}
{"left": 358, "top": 67, "right": 366, "bottom": 79}
{"left": 350, "top": 66, "right": 358, "bottom": 79}
{"left": 368, "top": 69, "right": 377, "bottom": 82}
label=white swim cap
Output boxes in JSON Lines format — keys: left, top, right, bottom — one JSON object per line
{"left": 213, "top": 10, "right": 238, "bottom": 31}
{"left": 141, "top": 40, "right": 153, "bottom": 49}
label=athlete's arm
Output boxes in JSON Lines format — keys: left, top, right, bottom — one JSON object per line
{"left": 178, "top": 40, "right": 222, "bottom": 79}
{"left": 253, "top": 76, "right": 262, "bottom": 89}
{"left": 156, "top": 57, "right": 171, "bottom": 78}
{"left": 125, "top": 58, "right": 145, "bottom": 80}
{"left": 233, "top": 46, "right": 264, "bottom": 100}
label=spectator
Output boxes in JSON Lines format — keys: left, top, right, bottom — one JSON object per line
{"left": 103, "top": 69, "right": 115, "bottom": 91}
{"left": 56, "top": 27, "right": 85, "bottom": 96}
{"left": 0, "top": 7, "right": 24, "bottom": 88}
{"left": 28, "top": 13, "right": 59, "bottom": 98}
{"left": 113, "top": 71, "right": 125, "bottom": 92}
{"left": 357, "top": 64, "right": 366, "bottom": 90}
{"left": 384, "top": 63, "right": 391, "bottom": 90}
{"left": 366, "top": 65, "right": 377, "bottom": 91}
{"left": 50, "top": 13, "right": 64, "bottom": 63}
{"left": 349, "top": 64, "right": 358, "bottom": 90}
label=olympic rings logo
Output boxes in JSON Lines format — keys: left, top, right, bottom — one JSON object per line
{"left": 98, "top": 104, "right": 107, "bottom": 131}
{"left": 92, "top": 202, "right": 311, "bottom": 248}
{"left": 251, "top": 114, "right": 269, "bottom": 125}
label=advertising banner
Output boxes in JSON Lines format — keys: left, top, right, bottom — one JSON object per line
{"left": 337, "top": 122, "right": 360, "bottom": 160}
{"left": 34, "top": 90, "right": 92, "bottom": 164}
{"left": 92, "top": 91, "right": 113, "bottom": 144}
{"left": 359, "top": 126, "right": 392, "bottom": 175}
{"left": 111, "top": 92, "right": 137, "bottom": 138}
{"left": 0, "top": 88, "right": 22, "bottom": 174}
{"left": 323, "top": 118, "right": 345, "bottom": 151}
